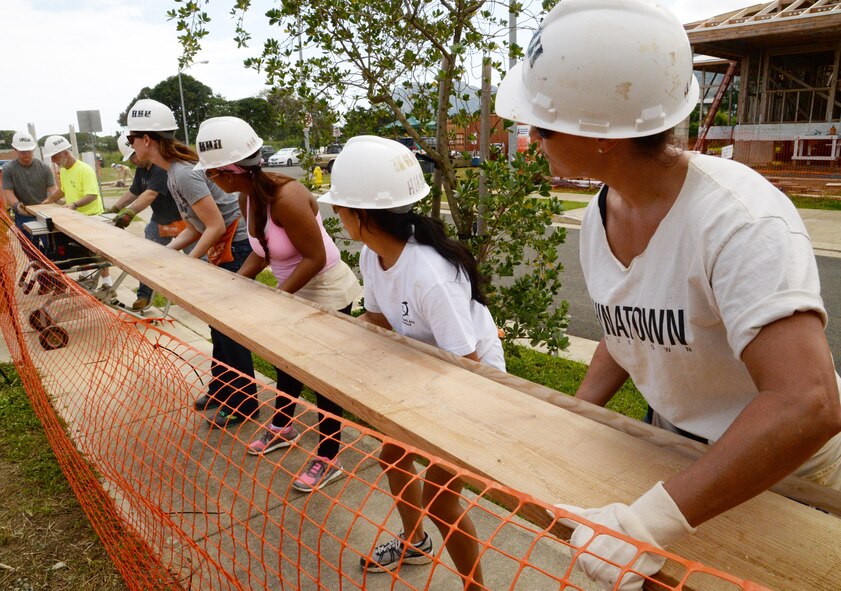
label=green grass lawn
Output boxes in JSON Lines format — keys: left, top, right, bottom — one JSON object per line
{"left": 0, "top": 366, "right": 126, "bottom": 590}
{"left": 789, "top": 195, "right": 841, "bottom": 210}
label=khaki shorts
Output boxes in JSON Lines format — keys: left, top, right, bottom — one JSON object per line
{"left": 795, "top": 431, "right": 841, "bottom": 490}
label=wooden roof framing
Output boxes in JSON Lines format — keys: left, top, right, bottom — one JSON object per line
{"left": 686, "top": 0, "right": 841, "bottom": 60}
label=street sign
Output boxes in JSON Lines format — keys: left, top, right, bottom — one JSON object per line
{"left": 303, "top": 112, "right": 313, "bottom": 129}
{"left": 333, "top": 126, "right": 341, "bottom": 138}
{"left": 76, "top": 110, "right": 102, "bottom": 133}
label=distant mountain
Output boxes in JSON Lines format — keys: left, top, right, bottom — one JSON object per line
{"left": 393, "top": 80, "right": 491, "bottom": 117}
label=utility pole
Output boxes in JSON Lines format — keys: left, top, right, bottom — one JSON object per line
{"left": 507, "top": 6, "right": 518, "bottom": 162}
{"left": 478, "top": 57, "right": 491, "bottom": 237}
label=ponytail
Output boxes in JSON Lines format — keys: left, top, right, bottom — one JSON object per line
{"left": 363, "top": 209, "right": 488, "bottom": 305}
{"left": 240, "top": 164, "right": 295, "bottom": 261}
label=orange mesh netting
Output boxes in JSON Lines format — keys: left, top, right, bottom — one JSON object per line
{"left": 0, "top": 213, "right": 766, "bottom": 591}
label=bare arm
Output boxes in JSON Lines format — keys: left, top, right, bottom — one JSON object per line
{"left": 179, "top": 195, "right": 226, "bottom": 259}
{"left": 167, "top": 222, "right": 202, "bottom": 253}
{"left": 360, "top": 311, "right": 393, "bottom": 330}
{"left": 3, "top": 189, "right": 19, "bottom": 209}
{"left": 271, "top": 183, "right": 327, "bottom": 294}
{"left": 237, "top": 252, "right": 268, "bottom": 279}
{"left": 43, "top": 187, "right": 64, "bottom": 205}
{"left": 65, "top": 193, "right": 98, "bottom": 210}
{"left": 125, "top": 189, "right": 160, "bottom": 215}
{"left": 112, "top": 189, "right": 141, "bottom": 211}
{"left": 574, "top": 338, "right": 630, "bottom": 406}
{"left": 666, "top": 311, "right": 841, "bottom": 526}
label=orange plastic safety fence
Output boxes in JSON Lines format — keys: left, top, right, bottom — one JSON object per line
{"left": 0, "top": 213, "right": 766, "bottom": 591}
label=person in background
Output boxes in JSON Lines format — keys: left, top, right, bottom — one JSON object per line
{"left": 42, "top": 135, "right": 112, "bottom": 290}
{"left": 108, "top": 131, "right": 184, "bottom": 310}
{"left": 320, "top": 136, "right": 504, "bottom": 590}
{"left": 194, "top": 116, "right": 362, "bottom": 492}
{"left": 127, "top": 98, "right": 258, "bottom": 428}
{"left": 111, "top": 162, "right": 134, "bottom": 187}
{"left": 495, "top": 1, "right": 841, "bottom": 589}
{"left": 2, "top": 131, "right": 56, "bottom": 251}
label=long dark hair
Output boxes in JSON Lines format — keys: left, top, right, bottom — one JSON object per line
{"left": 239, "top": 160, "right": 294, "bottom": 260}
{"left": 361, "top": 209, "right": 488, "bottom": 305}
{"left": 143, "top": 132, "right": 199, "bottom": 164}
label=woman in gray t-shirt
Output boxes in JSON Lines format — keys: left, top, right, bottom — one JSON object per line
{"left": 126, "top": 98, "right": 258, "bottom": 430}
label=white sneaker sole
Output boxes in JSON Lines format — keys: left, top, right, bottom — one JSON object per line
{"left": 363, "top": 553, "right": 433, "bottom": 573}
{"left": 291, "top": 465, "right": 343, "bottom": 492}
{"left": 246, "top": 432, "right": 301, "bottom": 456}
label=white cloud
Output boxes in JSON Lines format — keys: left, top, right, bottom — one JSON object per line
{"left": 1, "top": 0, "right": 268, "bottom": 140}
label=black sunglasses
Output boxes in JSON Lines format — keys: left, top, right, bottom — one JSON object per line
{"left": 127, "top": 134, "right": 145, "bottom": 144}
{"left": 535, "top": 127, "right": 554, "bottom": 140}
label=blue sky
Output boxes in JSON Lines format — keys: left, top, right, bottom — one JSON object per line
{"left": 0, "top": 0, "right": 751, "bottom": 141}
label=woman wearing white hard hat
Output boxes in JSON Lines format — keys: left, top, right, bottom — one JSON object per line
{"left": 496, "top": 0, "right": 841, "bottom": 588}
{"left": 319, "top": 135, "right": 504, "bottom": 589}
{"left": 126, "top": 98, "right": 259, "bottom": 429}
{"left": 194, "top": 116, "right": 361, "bottom": 492}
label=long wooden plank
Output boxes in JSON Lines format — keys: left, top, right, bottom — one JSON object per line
{"left": 35, "top": 206, "right": 841, "bottom": 591}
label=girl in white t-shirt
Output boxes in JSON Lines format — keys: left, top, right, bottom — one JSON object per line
{"left": 495, "top": 1, "right": 841, "bottom": 589}
{"left": 319, "top": 136, "right": 504, "bottom": 590}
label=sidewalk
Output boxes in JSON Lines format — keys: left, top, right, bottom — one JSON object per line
{"left": 553, "top": 191, "right": 841, "bottom": 258}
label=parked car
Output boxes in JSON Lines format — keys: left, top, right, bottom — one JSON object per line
{"left": 314, "top": 143, "right": 343, "bottom": 172}
{"left": 395, "top": 137, "right": 435, "bottom": 172}
{"left": 267, "top": 147, "right": 301, "bottom": 167}
{"left": 260, "top": 145, "right": 276, "bottom": 160}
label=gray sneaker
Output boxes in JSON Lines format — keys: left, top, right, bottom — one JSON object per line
{"left": 361, "top": 532, "right": 433, "bottom": 573}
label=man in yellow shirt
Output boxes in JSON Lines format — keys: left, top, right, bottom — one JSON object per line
{"left": 42, "top": 136, "right": 103, "bottom": 214}
{"left": 42, "top": 135, "right": 111, "bottom": 288}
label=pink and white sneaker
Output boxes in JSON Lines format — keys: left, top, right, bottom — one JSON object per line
{"left": 291, "top": 456, "right": 343, "bottom": 492}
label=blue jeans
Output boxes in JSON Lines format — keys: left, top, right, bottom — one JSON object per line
{"left": 136, "top": 222, "right": 172, "bottom": 300}
{"left": 208, "top": 239, "right": 259, "bottom": 416}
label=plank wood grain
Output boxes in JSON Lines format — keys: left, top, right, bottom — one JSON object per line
{"left": 36, "top": 206, "right": 841, "bottom": 591}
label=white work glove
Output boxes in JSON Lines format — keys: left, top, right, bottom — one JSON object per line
{"left": 554, "top": 482, "right": 696, "bottom": 591}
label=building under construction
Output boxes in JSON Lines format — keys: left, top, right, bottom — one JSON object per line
{"left": 688, "top": 0, "right": 841, "bottom": 176}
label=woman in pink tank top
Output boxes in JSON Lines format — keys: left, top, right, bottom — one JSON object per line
{"left": 195, "top": 117, "right": 361, "bottom": 494}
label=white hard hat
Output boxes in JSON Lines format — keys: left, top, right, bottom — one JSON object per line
{"left": 318, "top": 136, "right": 430, "bottom": 211}
{"left": 495, "top": 0, "right": 700, "bottom": 139}
{"left": 42, "top": 135, "right": 72, "bottom": 158}
{"left": 12, "top": 131, "right": 37, "bottom": 152}
{"left": 193, "top": 116, "right": 263, "bottom": 171}
{"left": 126, "top": 98, "right": 178, "bottom": 137}
{"left": 117, "top": 131, "right": 135, "bottom": 162}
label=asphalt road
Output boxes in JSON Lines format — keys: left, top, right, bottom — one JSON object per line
{"left": 263, "top": 164, "right": 307, "bottom": 179}
{"left": 556, "top": 227, "right": 841, "bottom": 373}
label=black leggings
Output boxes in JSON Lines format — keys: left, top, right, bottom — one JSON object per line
{"left": 271, "top": 303, "right": 352, "bottom": 459}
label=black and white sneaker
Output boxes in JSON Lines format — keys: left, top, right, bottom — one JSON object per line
{"left": 361, "top": 532, "right": 433, "bottom": 572}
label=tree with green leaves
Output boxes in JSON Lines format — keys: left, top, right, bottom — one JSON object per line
{"left": 118, "top": 74, "right": 220, "bottom": 143}
{"left": 260, "top": 88, "right": 337, "bottom": 148}
{"left": 169, "top": 0, "right": 569, "bottom": 352}
{"left": 208, "top": 97, "right": 277, "bottom": 139}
